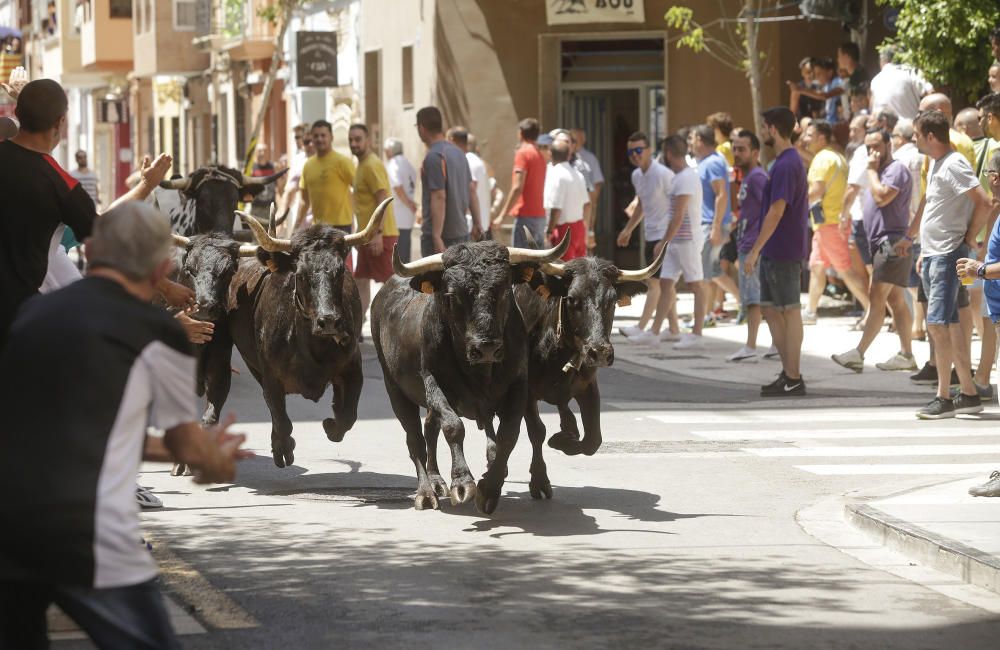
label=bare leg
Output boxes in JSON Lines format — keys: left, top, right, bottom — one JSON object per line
{"left": 976, "top": 317, "right": 997, "bottom": 387}
{"left": 762, "top": 306, "right": 788, "bottom": 362}
{"left": 841, "top": 268, "right": 871, "bottom": 312}
{"left": 887, "top": 286, "right": 913, "bottom": 356}
{"left": 928, "top": 323, "right": 963, "bottom": 399}
{"left": 857, "top": 282, "right": 894, "bottom": 355}
{"left": 650, "top": 278, "right": 676, "bottom": 335}
{"left": 713, "top": 273, "right": 740, "bottom": 307}
{"left": 691, "top": 280, "right": 707, "bottom": 337}
{"left": 807, "top": 264, "right": 826, "bottom": 314}
{"left": 746, "top": 304, "right": 762, "bottom": 349}
{"left": 637, "top": 278, "right": 659, "bottom": 330}
{"left": 358, "top": 279, "right": 371, "bottom": 323}
{"left": 782, "top": 308, "right": 804, "bottom": 379}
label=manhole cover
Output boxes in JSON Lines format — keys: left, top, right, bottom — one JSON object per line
{"left": 268, "top": 487, "right": 413, "bottom": 503}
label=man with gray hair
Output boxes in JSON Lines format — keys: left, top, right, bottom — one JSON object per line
{"left": 870, "top": 46, "right": 933, "bottom": 120}
{"left": 384, "top": 137, "right": 418, "bottom": 262}
{"left": 0, "top": 202, "right": 252, "bottom": 647}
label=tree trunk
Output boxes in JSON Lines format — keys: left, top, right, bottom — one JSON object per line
{"left": 243, "top": 0, "right": 293, "bottom": 175}
{"left": 743, "top": 0, "right": 766, "bottom": 164}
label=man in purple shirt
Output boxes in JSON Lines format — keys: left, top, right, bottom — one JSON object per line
{"left": 744, "top": 107, "right": 809, "bottom": 396}
{"left": 832, "top": 128, "right": 916, "bottom": 374}
{"left": 728, "top": 129, "right": 769, "bottom": 363}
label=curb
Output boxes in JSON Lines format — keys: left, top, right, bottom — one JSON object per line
{"left": 845, "top": 501, "right": 1000, "bottom": 596}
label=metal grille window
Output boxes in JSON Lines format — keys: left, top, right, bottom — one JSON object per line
{"left": 174, "top": 0, "right": 196, "bottom": 30}
{"left": 110, "top": 0, "right": 132, "bottom": 18}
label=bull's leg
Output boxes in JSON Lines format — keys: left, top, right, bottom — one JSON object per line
{"left": 547, "top": 403, "right": 582, "bottom": 454}
{"left": 324, "top": 357, "right": 362, "bottom": 443}
{"left": 524, "top": 400, "right": 552, "bottom": 500}
{"left": 385, "top": 382, "right": 437, "bottom": 510}
{"left": 476, "top": 380, "right": 528, "bottom": 514}
{"left": 423, "top": 374, "right": 476, "bottom": 506}
{"left": 423, "top": 412, "right": 448, "bottom": 498}
{"left": 484, "top": 419, "right": 497, "bottom": 471}
{"left": 576, "top": 381, "right": 603, "bottom": 456}
{"left": 263, "top": 382, "right": 295, "bottom": 468}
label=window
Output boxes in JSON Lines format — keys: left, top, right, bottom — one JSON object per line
{"left": 110, "top": 0, "right": 131, "bottom": 18}
{"left": 174, "top": 0, "right": 196, "bottom": 30}
{"left": 401, "top": 45, "right": 413, "bottom": 107}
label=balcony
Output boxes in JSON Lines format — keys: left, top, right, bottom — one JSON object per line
{"left": 192, "top": 0, "right": 275, "bottom": 62}
{"left": 78, "top": 0, "right": 133, "bottom": 71}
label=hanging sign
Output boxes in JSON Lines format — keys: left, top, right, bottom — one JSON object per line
{"left": 297, "top": 31, "right": 338, "bottom": 88}
{"left": 546, "top": 0, "right": 645, "bottom": 26}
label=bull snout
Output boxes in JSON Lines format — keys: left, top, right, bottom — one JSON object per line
{"left": 467, "top": 339, "right": 504, "bottom": 364}
{"left": 584, "top": 341, "right": 614, "bottom": 368}
{"left": 313, "top": 313, "right": 350, "bottom": 341}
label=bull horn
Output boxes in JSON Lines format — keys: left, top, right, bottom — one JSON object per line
{"left": 241, "top": 168, "right": 289, "bottom": 186}
{"left": 236, "top": 211, "right": 292, "bottom": 253}
{"left": 344, "top": 197, "right": 393, "bottom": 247}
{"left": 238, "top": 243, "right": 259, "bottom": 257}
{"left": 522, "top": 225, "right": 540, "bottom": 249}
{"left": 539, "top": 261, "right": 567, "bottom": 277}
{"left": 508, "top": 229, "right": 570, "bottom": 265}
{"left": 617, "top": 240, "right": 668, "bottom": 282}
{"left": 171, "top": 234, "right": 190, "bottom": 248}
{"left": 267, "top": 203, "right": 277, "bottom": 236}
{"left": 159, "top": 176, "right": 192, "bottom": 191}
{"left": 393, "top": 246, "right": 444, "bottom": 277}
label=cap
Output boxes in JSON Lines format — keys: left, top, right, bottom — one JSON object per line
{"left": 537, "top": 133, "right": 554, "bottom": 146}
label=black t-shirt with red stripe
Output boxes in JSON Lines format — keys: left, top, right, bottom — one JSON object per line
{"left": 0, "top": 140, "right": 97, "bottom": 344}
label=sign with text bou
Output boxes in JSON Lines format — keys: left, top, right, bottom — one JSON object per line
{"left": 545, "top": 0, "right": 645, "bottom": 25}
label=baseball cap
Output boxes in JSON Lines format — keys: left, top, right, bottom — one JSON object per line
{"left": 537, "top": 133, "right": 554, "bottom": 146}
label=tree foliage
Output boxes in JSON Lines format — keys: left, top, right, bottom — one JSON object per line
{"left": 664, "top": 4, "right": 768, "bottom": 75}
{"left": 877, "top": 0, "right": 999, "bottom": 103}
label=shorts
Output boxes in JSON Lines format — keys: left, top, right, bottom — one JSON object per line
{"left": 870, "top": 237, "right": 913, "bottom": 288}
{"left": 700, "top": 223, "right": 723, "bottom": 279}
{"left": 645, "top": 238, "right": 661, "bottom": 267}
{"left": 354, "top": 235, "right": 398, "bottom": 282}
{"left": 908, "top": 243, "right": 921, "bottom": 288}
{"left": 759, "top": 256, "right": 803, "bottom": 311}
{"left": 808, "top": 224, "right": 851, "bottom": 272}
{"left": 720, "top": 230, "right": 738, "bottom": 264}
{"left": 920, "top": 244, "right": 970, "bottom": 325}
{"left": 551, "top": 221, "right": 586, "bottom": 260}
{"left": 916, "top": 279, "right": 968, "bottom": 308}
{"left": 660, "top": 239, "right": 703, "bottom": 283}
{"left": 851, "top": 219, "right": 873, "bottom": 265}
{"left": 737, "top": 251, "right": 761, "bottom": 306}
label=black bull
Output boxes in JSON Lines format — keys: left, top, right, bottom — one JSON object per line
{"left": 371, "top": 235, "right": 571, "bottom": 514}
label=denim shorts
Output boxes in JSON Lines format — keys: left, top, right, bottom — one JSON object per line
{"left": 700, "top": 222, "right": 723, "bottom": 279}
{"left": 851, "top": 220, "right": 873, "bottom": 265}
{"left": 759, "top": 256, "right": 802, "bottom": 311}
{"left": 921, "top": 244, "right": 969, "bottom": 325}
{"left": 737, "top": 252, "right": 761, "bottom": 306}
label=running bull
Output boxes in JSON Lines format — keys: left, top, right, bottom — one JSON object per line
{"left": 371, "top": 234, "right": 570, "bottom": 514}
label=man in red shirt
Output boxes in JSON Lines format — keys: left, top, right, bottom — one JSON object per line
{"left": 494, "top": 117, "right": 547, "bottom": 247}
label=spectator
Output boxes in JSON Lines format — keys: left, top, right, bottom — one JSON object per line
{"left": 646, "top": 134, "right": 707, "bottom": 348}
{"left": 843, "top": 114, "right": 878, "bottom": 314}
{"left": 0, "top": 202, "right": 249, "bottom": 648}
{"left": 571, "top": 127, "right": 605, "bottom": 234}
{"left": 691, "top": 124, "right": 739, "bottom": 321}
{"left": 870, "top": 46, "right": 933, "bottom": 120}
{"left": 617, "top": 132, "right": 676, "bottom": 345}
{"left": 250, "top": 143, "right": 277, "bottom": 222}
{"left": 743, "top": 107, "right": 810, "bottom": 397}
{"left": 70, "top": 149, "right": 100, "bottom": 208}
{"left": 552, "top": 130, "right": 596, "bottom": 246}
{"left": 728, "top": 129, "right": 769, "bottom": 363}
{"left": 536, "top": 132, "right": 554, "bottom": 164}
{"left": 383, "top": 137, "right": 418, "bottom": 263}
{"left": 849, "top": 83, "right": 871, "bottom": 118}
{"left": 788, "top": 57, "right": 824, "bottom": 119}
{"left": 279, "top": 123, "right": 311, "bottom": 233}
{"left": 298, "top": 120, "right": 356, "bottom": 242}
{"left": 416, "top": 106, "right": 476, "bottom": 255}
{"left": 794, "top": 116, "right": 815, "bottom": 169}
{"left": 802, "top": 120, "right": 868, "bottom": 324}
{"left": 837, "top": 42, "right": 870, "bottom": 119}
{"left": 832, "top": 128, "right": 917, "bottom": 372}
{"left": 892, "top": 118, "right": 929, "bottom": 343}
{"left": 452, "top": 128, "right": 491, "bottom": 241}
{"left": 495, "top": 118, "right": 545, "bottom": 247}
{"left": 908, "top": 109, "right": 992, "bottom": 419}
{"left": 920, "top": 93, "right": 976, "bottom": 166}
{"left": 543, "top": 139, "right": 589, "bottom": 260}
{"left": 707, "top": 112, "right": 735, "bottom": 167}
{"left": 348, "top": 123, "right": 398, "bottom": 321}
{"left": 797, "top": 58, "right": 844, "bottom": 124}
{"left": 989, "top": 63, "right": 1000, "bottom": 94}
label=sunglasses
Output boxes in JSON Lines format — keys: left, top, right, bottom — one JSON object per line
{"left": 627, "top": 146, "right": 646, "bottom": 157}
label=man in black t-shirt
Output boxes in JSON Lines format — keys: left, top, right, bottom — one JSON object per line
{"left": 0, "top": 79, "right": 176, "bottom": 348}
{"left": 0, "top": 202, "right": 251, "bottom": 648}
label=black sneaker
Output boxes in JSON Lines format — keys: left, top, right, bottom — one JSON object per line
{"left": 954, "top": 392, "right": 984, "bottom": 415}
{"left": 909, "top": 362, "right": 937, "bottom": 385}
{"left": 916, "top": 397, "right": 955, "bottom": 420}
{"left": 761, "top": 372, "right": 806, "bottom": 397}
{"left": 760, "top": 372, "right": 787, "bottom": 396}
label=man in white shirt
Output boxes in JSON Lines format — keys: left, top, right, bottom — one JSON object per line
{"left": 281, "top": 124, "right": 312, "bottom": 234}
{"left": 870, "top": 46, "right": 933, "bottom": 121}
{"left": 616, "top": 131, "right": 675, "bottom": 345}
{"left": 571, "top": 127, "right": 605, "bottom": 242}
{"left": 384, "top": 137, "right": 418, "bottom": 263}
{"left": 447, "top": 126, "right": 491, "bottom": 240}
{"left": 543, "top": 140, "right": 589, "bottom": 260}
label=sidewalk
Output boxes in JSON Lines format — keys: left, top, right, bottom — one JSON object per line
{"left": 846, "top": 477, "right": 1000, "bottom": 596}
{"left": 610, "top": 292, "right": 993, "bottom": 399}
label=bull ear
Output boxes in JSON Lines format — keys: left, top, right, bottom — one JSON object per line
{"left": 256, "top": 249, "right": 294, "bottom": 274}
{"left": 408, "top": 272, "right": 444, "bottom": 294}
{"left": 540, "top": 273, "right": 572, "bottom": 298}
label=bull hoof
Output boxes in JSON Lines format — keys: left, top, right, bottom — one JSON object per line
{"left": 529, "top": 477, "right": 553, "bottom": 500}
{"left": 547, "top": 430, "right": 581, "bottom": 455}
{"left": 414, "top": 491, "right": 439, "bottom": 511}
{"left": 449, "top": 479, "right": 477, "bottom": 506}
{"left": 170, "top": 463, "right": 187, "bottom": 477}
{"left": 323, "top": 418, "right": 347, "bottom": 442}
{"left": 272, "top": 437, "right": 296, "bottom": 468}
{"left": 429, "top": 474, "right": 449, "bottom": 498}
{"left": 475, "top": 480, "right": 500, "bottom": 514}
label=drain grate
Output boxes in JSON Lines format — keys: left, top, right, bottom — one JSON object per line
{"left": 268, "top": 487, "right": 413, "bottom": 503}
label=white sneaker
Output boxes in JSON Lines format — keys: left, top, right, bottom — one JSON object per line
{"left": 726, "top": 346, "right": 759, "bottom": 363}
{"left": 801, "top": 310, "right": 818, "bottom": 325}
{"left": 659, "top": 329, "right": 681, "bottom": 342}
{"left": 136, "top": 485, "right": 163, "bottom": 509}
{"left": 763, "top": 345, "right": 780, "bottom": 359}
{"left": 673, "top": 333, "right": 704, "bottom": 350}
{"left": 875, "top": 351, "right": 918, "bottom": 371}
{"left": 831, "top": 348, "right": 864, "bottom": 372}
{"left": 626, "top": 330, "right": 660, "bottom": 346}
{"left": 619, "top": 325, "right": 644, "bottom": 337}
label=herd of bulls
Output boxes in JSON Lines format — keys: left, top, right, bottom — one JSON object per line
{"left": 162, "top": 165, "right": 666, "bottom": 514}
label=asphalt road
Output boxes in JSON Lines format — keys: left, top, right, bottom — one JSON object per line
{"left": 58, "top": 341, "right": 1000, "bottom": 649}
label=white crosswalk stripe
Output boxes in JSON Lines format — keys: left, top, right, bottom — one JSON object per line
{"left": 696, "top": 428, "right": 1000, "bottom": 441}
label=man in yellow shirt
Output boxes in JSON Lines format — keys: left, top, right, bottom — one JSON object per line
{"left": 298, "top": 119, "right": 356, "bottom": 234}
{"left": 347, "top": 123, "right": 397, "bottom": 320}
{"left": 803, "top": 119, "right": 870, "bottom": 323}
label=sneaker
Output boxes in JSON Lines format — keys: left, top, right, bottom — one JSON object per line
{"left": 625, "top": 330, "right": 659, "bottom": 346}
{"left": 969, "top": 470, "right": 1000, "bottom": 497}
{"left": 136, "top": 485, "right": 163, "bottom": 509}
{"left": 916, "top": 396, "right": 955, "bottom": 420}
{"left": 949, "top": 383, "right": 994, "bottom": 400}
{"left": 801, "top": 310, "right": 818, "bottom": 325}
{"left": 875, "top": 351, "right": 918, "bottom": 372}
{"left": 726, "top": 346, "right": 759, "bottom": 363}
{"left": 831, "top": 348, "right": 864, "bottom": 373}
{"left": 702, "top": 316, "right": 717, "bottom": 329}
{"left": 659, "top": 329, "right": 681, "bottom": 342}
{"left": 619, "top": 325, "right": 644, "bottom": 337}
{"left": 953, "top": 392, "right": 984, "bottom": 415}
{"left": 762, "top": 345, "right": 780, "bottom": 360}
{"left": 673, "top": 333, "right": 704, "bottom": 350}
{"left": 760, "top": 371, "right": 787, "bottom": 396}
{"left": 761, "top": 372, "right": 806, "bottom": 397}
{"left": 909, "top": 362, "right": 937, "bottom": 385}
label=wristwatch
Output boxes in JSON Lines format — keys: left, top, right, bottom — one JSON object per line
{"left": 978, "top": 263, "right": 988, "bottom": 279}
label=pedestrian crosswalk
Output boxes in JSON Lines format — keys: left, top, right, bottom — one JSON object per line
{"left": 647, "top": 408, "right": 1000, "bottom": 477}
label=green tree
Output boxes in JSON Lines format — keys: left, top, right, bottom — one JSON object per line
{"left": 877, "top": 0, "right": 999, "bottom": 103}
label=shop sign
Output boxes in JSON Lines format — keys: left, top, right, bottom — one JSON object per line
{"left": 545, "top": 0, "right": 645, "bottom": 26}
{"left": 297, "top": 31, "right": 338, "bottom": 88}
